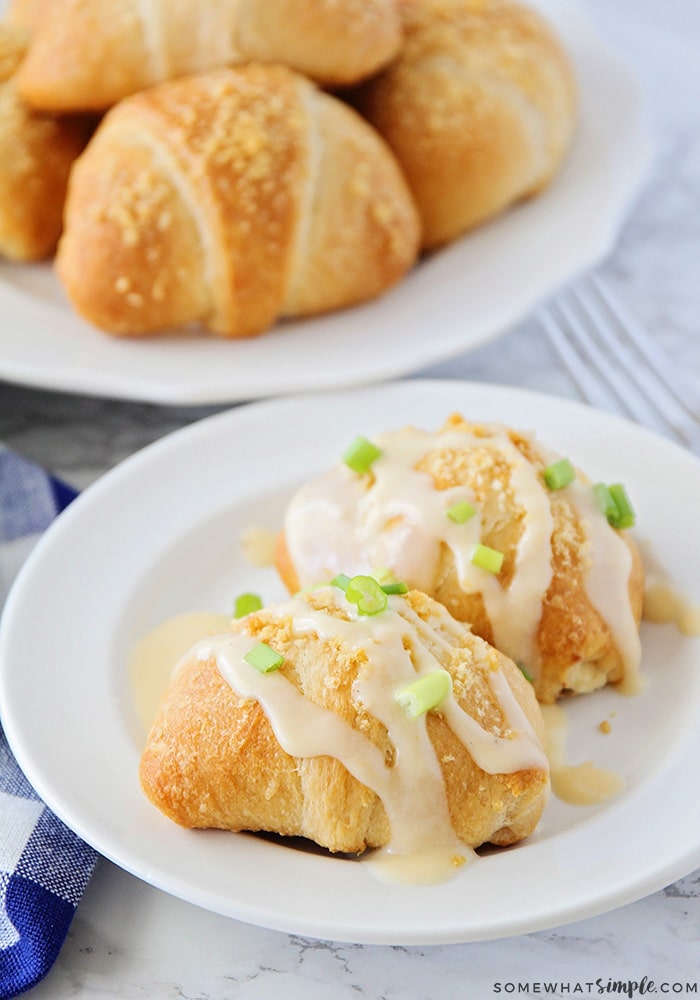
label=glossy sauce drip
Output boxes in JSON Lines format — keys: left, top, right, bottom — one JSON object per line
{"left": 442, "top": 668, "right": 548, "bottom": 774}
{"left": 643, "top": 579, "right": 700, "bottom": 636}
{"left": 284, "top": 423, "right": 640, "bottom": 683}
{"left": 198, "top": 590, "right": 548, "bottom": 883}
{"left": 129, "top": 611, "right": 231, "bottom": 733}
{"left": 541, "top": 704, "right": 624, "bottom": 806}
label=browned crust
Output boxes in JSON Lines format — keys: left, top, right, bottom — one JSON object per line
{"left": 0, "top": 23, "right": 89, "bottom": 262}
{"left": 5, "top": 0, "right": 52, "bottom": 33}
{"left": 16, "top": 0, "right": 150, "bottom": 112}
{"left": 237, "top": 0, "right": 403, "bottom": 87}
{"left": 16, "top": 0, "right": 402, "bottom": 113}
{"left": 282, "top": 91, "right": 422, "bottom": 318}
{"left": 55, "top": 64, "right": 420, "bottom": 338}
{"left": 57, "top": 65, "right": 308, "bottom": 338}
{"left": 353, "top": 0, "right": 577, "bottom": 248}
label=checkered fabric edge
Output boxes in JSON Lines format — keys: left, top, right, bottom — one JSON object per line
{"left": 0, "top": 447, "right": 98, "bottom": 999}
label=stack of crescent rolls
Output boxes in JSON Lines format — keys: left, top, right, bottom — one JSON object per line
{"left": 0, "top": 0, "right": 576, "bottom": 339}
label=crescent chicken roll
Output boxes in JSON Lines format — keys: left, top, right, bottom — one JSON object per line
{"left": 276, "top": 415, "right": 645, "bottom": 704}
{"left": 139, "top": 586, "right": 549, "bottom": 869}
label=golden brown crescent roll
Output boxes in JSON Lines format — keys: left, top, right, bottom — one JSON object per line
{"left": 55, "top": 64, "right": 421, "bottom": 339}
{"left": 139, "top": 587, "right": 549, "bottom": 860}
{"left": 352, "top": 0, "right": 577, "bottom": 249}
{"left": 0, "top": 23, "right": 89, "bottom": 261}
{"left": 16, "top": 0, "right": 403, "bottom": 112}
{"left": 276, "top": 415, "right": 644, "bottom": 705}
{"left": 5, "top": 0, "right": 48, "bottom": 31}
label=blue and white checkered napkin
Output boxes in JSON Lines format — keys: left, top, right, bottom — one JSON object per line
{"left": 0, "top": 447, "right": 98, "bottom": 999}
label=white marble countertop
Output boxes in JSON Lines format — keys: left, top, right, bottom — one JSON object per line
{"left": 1, "top": 1, "right": 699, "bottom": 996}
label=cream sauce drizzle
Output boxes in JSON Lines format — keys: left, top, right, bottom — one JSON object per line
{"left": 129, "top": 611, "right": 231, "bottom": 734}
{"left": 541, "top": 704, "right": 624, "bottom": 806}
{"left": 197, "top": 590, "right": 548, "bottom": 882}
{"left": 284, "top": 423, "right": 641, "bottom": 684}
{"left": 643, "top": 579, "right": 700, "bottom": 637}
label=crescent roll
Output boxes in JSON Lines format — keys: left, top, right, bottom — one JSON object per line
{"left": 139, "top": 587, "right": 549, "bottom": 860}
{"left": 0, "top": 23, "right": 88, "bottom": 261}
{"left": 276, "top": 415, "right": 645, "bottom": 704}
{"left": 5, "top": 0, "right": 48, "bottom": 32}
{"left": 55, "top": 64, "right": 421, "bottom": 339}
{"left": 16, "top": 0, "right": 403, "bottom": 112}
{"left": 352, "top": 0, "right": 577, "bottom": 248}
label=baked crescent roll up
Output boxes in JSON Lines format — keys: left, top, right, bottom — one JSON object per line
{"left": 352, "top": 0, "right": 577, "bottom": 248}
{"left": 16, "top": 0, "right": 403, "bottom": 112}
{"left": 55, "top": 64, "right": 421, "bottom": 339}
{"left": 139, "top": 588, "right": 549, "bottom": 858}
{"left": 5, "top": 0, "right": 48, "bottom": 32}
{"left": 276, "top": 415, "right": 644, "bottom": 704}
{"left": 0, "top": 22, "right": 89, "bottom": 262}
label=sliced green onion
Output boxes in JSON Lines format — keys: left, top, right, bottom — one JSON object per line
{"left": 345, "top": 574, "right": 388, "bottom": 616}
{"left": 381, "top": 581, "right": 408, "bottom": 595}
{"left": 593, "top": 482, "right": 617, "bottom": 522}
{"left": 330, "top": 573, "right": 352, "bottom": 592}
{"left": 609, "top": 483, "right": 635, "bottom": 529}
{"left": 517, "top": 663, "right": 535, "bottom": 684}
{"left": 342, "top": 435, "right": 382, "bottom": 474}
{"left": 594, "top": 482, "right": 635, "bottom": 529}
{"left": 471, "top": 543, "right": 504, "bottom": 574}
{"left": 395, "top": 670, "right": 452, "bottom": 719}
{"left": 243, "top": 642, "right": 284, "bottom": 674}
{"left": 233, "top": 592, "right": 263, "bottom": 619}
{"left": 543, "top": 458, "right": 575, "bottom": 490}
{"left": 446, "top": 499, "right": 477, "bottom": 524}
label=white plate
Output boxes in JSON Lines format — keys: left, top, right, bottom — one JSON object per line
{"left": 0, "top": 0, "right": 651, "bottom": 404}
{"left": 1, "top": 380, "right": 699, "bottom": 945}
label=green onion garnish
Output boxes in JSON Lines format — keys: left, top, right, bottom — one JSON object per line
{"left": 543, "top": 458, "right": 575, "bottom": 490}
{"left": 471, "top": 543, "right": 504, "bottom": 574}
{"left": 243, "top": 642, "right": 284, "bottom": 674}
{"left": 381, "top": 581, "right": 408, "bottom": 595}
{"left": 395, "top": 670, "right": 452, "bottom": 719}
{"left": 608, "top": 483, "right": 635, "bottom": 529}
{"left": 345, "top": 574, "right": 388, "bottom": 616}
{"left": 342, "top": 435, "right": 382, "bottom": 474}
{"left": 233, "top": 592, "right": 263, "bottom": 619}
{"left": 331, "top": 573, "right": 352, "bottom": 592}
{"left": 446, "top": 500, "right": 477, "bottom": 524}
{"left": 594, "top": 482, "right": 635, "bottom": 529}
